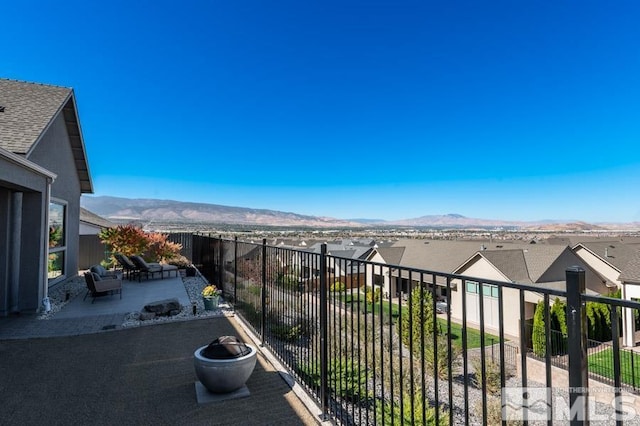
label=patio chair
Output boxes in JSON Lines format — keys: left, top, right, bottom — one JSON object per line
{"left": 83, "top": 272, "right": 122, "bottom": 303}
{"left": 129, "top": 255, "right": 178, "bottom": 282}
{"left": 114, "top": 253, "right": 139, "bottom": 280}
{"left": 89, "top": 264, "right": 121, "bottom": 280}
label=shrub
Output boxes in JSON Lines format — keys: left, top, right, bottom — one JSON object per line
{"left": 146, "top": 232, "right": 182, "bottom": 262}
{"left": 99, "top": 225, "right": 182, "bottom": 263}
{"left": 550, "top": 298, "right": 568, "bottom": 335}
{"left": 470, "top": 356, "right": 512, "bottom": 395}
{"left": 397, "top": 286, "right": 436, "bottom": 352}
{"left": 166, "top": 255, "right": 191, "bottom": 268}
{"left": 330, "top": 281, "right": 346, "bottom": 292}
{"left": 533, "top": 297, "right": 612, "bottom": 357}
{"left": 269, "top": 317, "right": 312, "bottom": 342}
{"left": 277, "top": 273, "right": 299, "bottom": 290}
{"left": 586, "top": 301, "right": 612, "bottom": 341}
{"left": 376, "top": 392, "right": 449, "bottom": 425}
{"left": 365, "top": 286, "right": 382, "bottom": 304}
{"left": 299, "top": 358, "right": 371, "bottom": 402}
{"left": 270, "top": 323, "right": 299, "bottom": 342}
{"left": 532, "top": 301, "right": 546, "bottom": 357}
{"left": 476, "top": 396, "right": 524, "bottom": 425}
{"left": 423, "top": 334, "right": 461, "bottom": 379}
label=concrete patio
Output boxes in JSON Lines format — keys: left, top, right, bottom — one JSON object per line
{"left": 55, "top": 274, "right": 191, "bottom": 319}
{"left": 0, "top": 274, "right": 322, "bottom": 426}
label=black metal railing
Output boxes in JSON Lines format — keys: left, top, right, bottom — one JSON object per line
{"left": 188, "top": 235, "right": 640, "bottom": 425}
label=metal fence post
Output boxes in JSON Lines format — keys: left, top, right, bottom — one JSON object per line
{"left": 261, "top": 238, "right": 267, "bottom": 346}
{"left": 566, "top": 266, "right": 588, "bottom": 425}
{"left": 218, "top": 234, "right": 223, "bottom": 288}
{"left": 234, "top": 236, "right": 238, "bottom": 307}
{"left": 319, "top": 243, "right": 329, "bottom": 420}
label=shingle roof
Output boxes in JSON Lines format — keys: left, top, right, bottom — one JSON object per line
{"left": 376, "top": 246, "right": 405, "bottom": 265}
{"left": 573, "top": 240, "right": 640, "bottom": 271}
{"left": 307, "top": 242, "right": 373, "bottom": 260}
{"left": 0, "top": 79, "right": 71, "bottom": 153}
{"left": 620, "top": 249, "right": 640, "bottom": 284}
{"left": 476, "top": 245, "right": 570, "bottom": 285}
{"left": 0, "top": 78, "right": 92, "bottom": 193}
{"left": 80, "top": 207, "right": 115, "bottom": 229}
{"left": 480, "top": 249, "right": 531, "bottom": 283}
{"left": 521, "top": 245, "right": 569, "bottom": 282}
{"left": 390, "top": 239, "right": 500, "bottom": 273}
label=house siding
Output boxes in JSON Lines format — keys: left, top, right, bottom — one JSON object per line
{"left": 451, "top": 256, "right": 524, "bottom": 341}
{"left": 28, "top": 112, "right": 82, "bottom": 283}
{"left": 573, "top": 246, "right": 622, "bottom": 288}
{"left": 0, "top": 157, "right": 50, "bottom": 315}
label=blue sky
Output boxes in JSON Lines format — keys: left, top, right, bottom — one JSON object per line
{"left": 3, "top": 1, "right": 640, "bottom": 223}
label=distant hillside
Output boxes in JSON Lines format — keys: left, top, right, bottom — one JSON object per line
{"left": 388, "top": 213, "right": 527, "bottom": 229}
{"left": 81, "top": 196, "right": 637, "bottom": 231}
{"left": 81, "top": 196, "right": 365, "bottom": 228}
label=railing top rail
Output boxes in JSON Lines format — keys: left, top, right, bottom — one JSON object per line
{"left": 212, "top": 234, "right": 570, "bottom": 298}
{"left": 583, "top": 293, "right": 640, "bottom": 309}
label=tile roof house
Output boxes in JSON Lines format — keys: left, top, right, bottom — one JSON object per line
{"left": 0, "top": 78, "right": 93, "bottom": 315}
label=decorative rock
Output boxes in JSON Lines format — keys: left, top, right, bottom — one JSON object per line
{"left": 139, "top": 311, "right": 157, "bottom": 321}
{"left": 143, "top": 298, "right": 182, "bottom": 316}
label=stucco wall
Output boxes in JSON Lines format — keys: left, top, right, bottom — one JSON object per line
{"left": 450, "top": 256, "right": 526, "bottom": 340}
{"left": 28, "top": 112, "right": 82, "bottom": 282}
{"left": 19, "top": 192, "right": 46, "bottom": 311}
{"left": 573, "top": 246, "right": 622, "bottom": 288}
{"left": 79, "top": 222, "right": 101, "bottom": 235}
{"left": 0, "top": 187, "right": 9, "bottom": 315}
{"left": 0, "top": 156, "right": 50, "bottom": 315}
{"left": 544, "top": 248, "right": 613, "bottom": 295}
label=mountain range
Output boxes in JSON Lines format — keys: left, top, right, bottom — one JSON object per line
{"left": 80, "top": 195, "right": 638, "bottom": 231}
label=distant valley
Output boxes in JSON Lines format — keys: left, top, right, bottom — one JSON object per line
{"left": 81, "top": 195, "right": 639, "bottom": 231}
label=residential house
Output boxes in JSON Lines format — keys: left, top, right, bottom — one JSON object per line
{"left": 303, "top": 240, "right": 384, "bottom": 289}
{"left": 381, "top": 239, "right": 491, "bottom": 300}
{"left": 80, "top": 207, "right": 114, "bottom": 236}
{"left": 0, "top": 78, "right": 92, "bottom": 315}
{"left": 78, "top": 207, "right": 114, "bottom": 269}
{"left": 572, "top": 239, "right": 640, "bottom": 347}
{"left": 451, "top": 244, "right": 613, "bottom": 341}
{"left": 380, "top": 239, "right": 612, "bottom": 342}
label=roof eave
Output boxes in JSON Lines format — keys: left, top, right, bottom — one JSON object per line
{"left": 26, "top": 90, "right": 94, "bottom": 194}
{"left": 0, "top": 147, "right": 57, "bottom": 180}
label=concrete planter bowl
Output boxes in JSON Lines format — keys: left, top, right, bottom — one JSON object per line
{"left": 194, "top": 342, "right": 257, "bottom": 393}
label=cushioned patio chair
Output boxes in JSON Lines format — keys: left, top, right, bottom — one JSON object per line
{"left": 114, "top": 253, "right": 139, "bottom": 280}
{"left": 89, "top": 264, "right": 121, "bottom": 280}
{"left": 83, "top": 272, "right": 122, "bottom": 303}
{"left": 129, "top": 255, "right": 178, "bottom": 282}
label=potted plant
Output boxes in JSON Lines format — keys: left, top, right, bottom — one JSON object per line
{"left": 202, "top": 284, "right": 222, "bottom": 310}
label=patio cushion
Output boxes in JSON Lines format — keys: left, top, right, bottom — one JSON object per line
{"left": 91, "top": 272, "right": 102, "bottom": 281}
{"left": 90, "top": 265, "right": 107, "bottom": 276}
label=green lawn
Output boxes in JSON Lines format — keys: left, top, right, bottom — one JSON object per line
{"left": 339, "top": 292, "right": 400, "bottom": 317}
{"left": 588, "top": 347, "right": 640, "bottom": 387}
{"left": 437, "top": 318, "right": 501, "bottom": 349}
{"left": 337, "top": 292, "right": 500, "bottom": 349}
